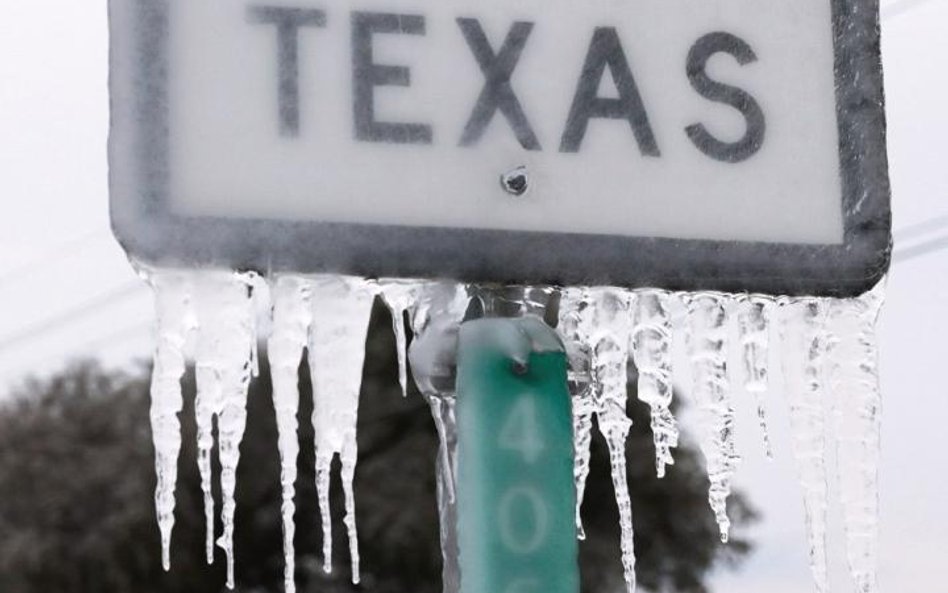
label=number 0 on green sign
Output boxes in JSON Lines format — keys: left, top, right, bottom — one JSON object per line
{"left": 457, "top": 318, "right": 579, "bottom": 593}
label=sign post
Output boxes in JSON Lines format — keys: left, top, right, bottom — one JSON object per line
{"left": 456, "top": 317, "right": 579, "bottom": 593}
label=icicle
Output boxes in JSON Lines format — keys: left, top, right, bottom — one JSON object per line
{"left": 737, "top": 295, "right": 775, "bottom": 459}
{"left": 557, "top": 287, "right": 595, "bottom": 539}
{"left": 827, "top": 286, "right": 884, "bottom": 593}
{"left": 686, "top": 292, "right": 740, "bottom": 543}
{"left": 268, "top": 277, "right": 313, "bottom": 593}
{"left": 406, "top": 281, "right": 470, "bottom": 593}
{"left": 307, "top": 276, "right": 376, "bottom": 584}
{"left": 193, "top": 272, "right": 257, "bottom": 589}
{"left": 587, "top": 288, "right": 637, "bottom": 593}
{"left": 379, "top": 281, "right": 420, "bottom": 397}
{"left": 781, "top": 298, "right": 831, "bottom": 593}
{"left": 630, "top": 290, "right": 679, "bottom": 478}
{"left": 147, "top": 273, "right": 195, "bottom": 571}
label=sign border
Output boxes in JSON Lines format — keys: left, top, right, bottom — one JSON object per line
{"left": 109, "top": 0, "right": 891, "bottom": 298}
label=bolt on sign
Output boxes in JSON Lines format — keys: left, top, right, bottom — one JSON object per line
{"left": 109, "top": 0, "right": 891, "bottom": 297}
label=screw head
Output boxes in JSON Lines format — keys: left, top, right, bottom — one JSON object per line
{"left": 500, "top": 166, "right": 529, "bottom": 197}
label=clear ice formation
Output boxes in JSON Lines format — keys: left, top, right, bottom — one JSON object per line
{"left": 781, "top": 298, "right": 831, "bottom": 593}
{"left": 307, "top": 276, "right": 376, "bottom": 583}
{"left": 193, "top": 273, "right": 258, "bottom": 589}
{"left": 147, "top": 273, "right": 196, "bottom": 571}
{"left": 631, "top": 291, "right": 679, "bottom": 478}
{"left": 557, "top": 287, "right": 595, "bottom": 540}
{"left": 142, "top": 269, "right": 885, "bottom": 593}
{"left": 560, "top": 288, "right": 638, "bottom": 593}
{"left": 268, "top": 277, "right": 313, "bottom": 593}
{"left": 827, "top": 287, "right": 884, "bottom": 593}
{"left": 737, "top": 295, "right": 774, "bottom": 459}
{"left": 686, "top": 292, "right": 740, "bottom": 543}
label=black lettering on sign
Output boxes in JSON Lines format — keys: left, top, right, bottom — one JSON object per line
{"left": 248, "top": 6, "right": 327, "bottom": 137}
{"left": 351, "top": 12, "right": 432, "bottom": 144}
{"left": 685, "top": 32, "right": 766, "bottom": 163}
{"left": 457, "top": 19, "right": 541, "bottom": 151}
{"left": 559, "top": 27, "right": 660, "bottom": 156}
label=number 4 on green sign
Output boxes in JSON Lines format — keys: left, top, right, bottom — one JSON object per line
{"left": 457, "top": 317, "right": 579, "bottom": 593}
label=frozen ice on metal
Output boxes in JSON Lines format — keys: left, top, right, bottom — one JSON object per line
{"left": 307, "top": 276, "right": 376, "bottom": 583}
{"left": 781, "top": 298, "right": 831, "bottom": 593}
{"left": 631, "top": 290, "right": 679, "bottom": 478}
{"left": 268, "top": 277, "right": 313, "bottom": 593}
{"left": 737, "top": 295, "right": 774, "bottom": 459}
{"left": 406, "top": 282, "right": 470, "bottom": 593}
{"left": 560, "top": 288, "right": 638, "bottom": 592}
{"left": 557, "top": 288, "right": 595, "bottom": 540}
{"left": 379, "top": 281, "right": 422, "bottom": 397}
{"left": 686, "top": 292, "right": 740, "bottom": 543}
{"left": 827, "top": 286, "right": 884, "bottom": 593}
{"left": 192, "top": 272, "right": 257, "bottom": 589}
{"left": 147, "top": 273, "right": 196, "bottom": 571}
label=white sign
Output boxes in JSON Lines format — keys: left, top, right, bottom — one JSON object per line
{"left": 109, "top": 0, "right": 891, "bottom": 296}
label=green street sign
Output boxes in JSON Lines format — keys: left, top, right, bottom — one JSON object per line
{"left": 457, "top": 318, "right": 579, "bottom": 593}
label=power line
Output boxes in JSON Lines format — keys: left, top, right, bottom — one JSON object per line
{"left": 895, "top": 213, "right": 948, "bottom": 242}
{"left": 894, "top": 233, "right": 948, "bottom": 263}
{"left": 0, "top": 281, "right": 147, "bottom": 354}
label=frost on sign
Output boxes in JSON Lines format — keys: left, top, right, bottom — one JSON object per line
{"left": 109, "top": 0, "right": 890, "bottom": 298}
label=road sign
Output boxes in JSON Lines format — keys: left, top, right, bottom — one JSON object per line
{"left": 456, "top": 317, "right": 578, "bottom": 593}
{"left": 110, "top": 0, "right": 890, "bottom": 296}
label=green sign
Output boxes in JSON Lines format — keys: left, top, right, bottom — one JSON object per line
{"left": 457, "top": 318, "right": 579, "bottom": 593}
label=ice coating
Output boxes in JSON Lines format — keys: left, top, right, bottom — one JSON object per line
{"left": 268, "top": 277, "right": 313, "bottom": 593}
{"left": 192, "top": 272, "right": 257, "bottom": 588}
{"left": 147, "top": 273, "right": 196, "bottom": 571}
{"left": 307, "top": 276, "right": 376, "bottom": 583}
{"left": 685, "top": 293, "right": 740, "bottom": 543}
{"left": 631, "top": 291, "right": 679, "bottom": 478}
{"left": 827, "top": 287, "right": 884, "bottom": 593}
{"left": 737, "top": 295, "right": 774, "bottom": 459}
{"left": 781, "top": 299, "right": 831, "bottom": 593}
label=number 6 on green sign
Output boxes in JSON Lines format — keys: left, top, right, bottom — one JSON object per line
{"left": 457, "top": 317, "right": 579, "bottom": 593}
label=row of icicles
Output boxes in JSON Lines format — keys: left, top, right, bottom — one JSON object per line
{"left": 145, "top": 269, "right": 883, "bottom": 593}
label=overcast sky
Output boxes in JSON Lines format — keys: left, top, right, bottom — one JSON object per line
{"left": 0, "top": 1, "right": 945, "bottom": 592}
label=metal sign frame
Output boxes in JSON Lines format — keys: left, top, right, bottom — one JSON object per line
{"left": 109, "top": 0, "right": 890, "bottom": 297}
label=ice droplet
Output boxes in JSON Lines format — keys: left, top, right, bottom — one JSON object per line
{"left": 268, "top": 277, "right": 313, "bottom": 593}
{"left": 308, "top": 276, "right": 376, "bottom": 584}
{"left": 147, "top": 273, "right": 196, "bottom": 571}
{"left": 781, "top": 298, "right": 831, "bottom": 593}
{"left": 827, "top": 286, "right": 884, "bottom": 593}
{"left": 631, "top": 290, "right": 679, "bottom": 478}
{"left": 193, "top": 272, "right": 257, "bottom": 589}
{"left": 686, "top": 292, "right": 740, "bottom": 543}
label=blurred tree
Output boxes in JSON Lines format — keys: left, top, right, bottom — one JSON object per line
{"left": 0, "top": 299, "right": 755, "bottom": 593}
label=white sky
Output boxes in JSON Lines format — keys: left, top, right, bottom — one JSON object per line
{"left": 0, "top": 1, "right": 945, "bottom": 591}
